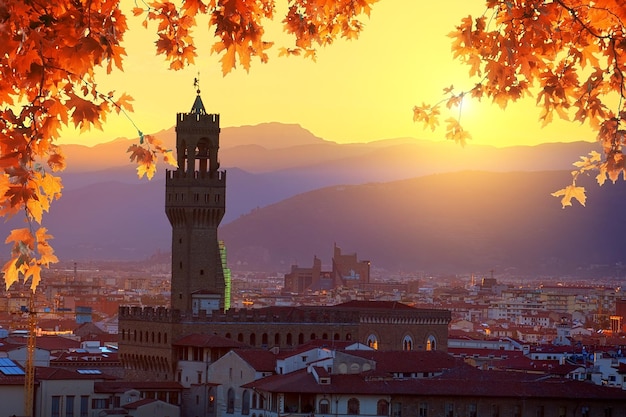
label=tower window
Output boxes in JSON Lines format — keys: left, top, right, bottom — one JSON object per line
{"left": 214, "top": 194, "right": 220, "bottom": 203}
{"left": 179, "top": 261, "right": 183, "bottom": 269}
{"left": 200, "top": 270, "right": 204, "bottom": 275}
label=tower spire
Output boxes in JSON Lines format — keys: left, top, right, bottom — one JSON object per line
{"left": 191, "top": 73, "right": 206, "bottom": 115}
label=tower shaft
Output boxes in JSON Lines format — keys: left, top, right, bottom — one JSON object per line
{"left": 166, "top": 106, "right": 226, "bottom": 313}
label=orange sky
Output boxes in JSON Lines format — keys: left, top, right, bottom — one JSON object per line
{"left": 59, "top": 0, "right": 596, "bottom": 148}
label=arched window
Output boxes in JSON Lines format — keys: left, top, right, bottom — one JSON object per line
{"left": 367, "top": 334, "right": 379, "bottom": 350}
{"left": 322, "top": 333, "right": 328, "bottom": 340}
{"left": 298, "top": 333, "right": 304, "bottom": 345}
{"left": 310, "top": 333, "right": 316, "bottom": 340}
{"left": 338, "top": 363, "right": 348, "bottom": 374}
{"left": 426, "top": 335, "right": 437, "bottom": 351}
{"left": 252, "top": 393, "right": 257, "bottom": 409}
{"left": 319, "top": 399, "right": 330, "bottom": 414}
{"left": 158, "top": 332, "right": 161, "bottom": 344}
{"left": 286, "top": 333, "right": 293, "bottom": 346}
{"left": 250, "top": 333, "right": 256, "bottom": 346}
{"left": 242, "top": 390, "right": 250, "bottom": 415}
{"left": 334, "top": 333, "right": 340, "bottom": 340}
{"left": 227, "top": 388, "right": 235, "bottom": 414}
{"left": 274, "top": 333, "right": 280, "bottom": 346}
{"left": 377, "top": 399, "right": 389, "bottom": 416}
{"left": 348, "top": 398, "right": 360, "bottom": 415}
{"left": 262, "top": 333, "right": 268, "bottom": 346}
{"left": 403, "top": 335, "right": 413, "bottom": 351}
{"left": 238, "top": 333, "right": 244, "bottom": 342}
{"left": 164, "top": 333, "right": 168, "bottom": 344}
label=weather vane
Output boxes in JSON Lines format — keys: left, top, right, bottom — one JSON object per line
{"left": 193, "top": 72, "right": 201, "bottom": 95}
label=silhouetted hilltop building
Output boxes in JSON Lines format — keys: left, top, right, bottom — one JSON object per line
{"left": 284, "top": 244, "right": 370, "bottom": 293}
{"left": 118, "top": 90, "right": 451, "bottom": 382}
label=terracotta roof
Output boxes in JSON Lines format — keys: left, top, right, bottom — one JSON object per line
{"left": 37, "top": 318, "right": 79, "bottom": 332}
{"left": 123, "top": 398, "right": 157, "bottom": 409}
{"left": 173, "top": 333, "right": 248, "bottom": 348}
{"left": 36, "top": 367, "right": 117, "bottom": 381}
{"left": 0, "top": 340, "right": 24, "bottom": 353}
{"left": 448, "top": 348, "right": 526, "bottom": 359}
{"left": 346, "top": 350, "right": 460, "bottom": 374}
{"left": 246, "top": 367, "right": 626, "bottom": 400}
{"left": 36, "top": 335, "right": 81, "bottom": 351}
{"left": 51, "top": 350, "right": 120, "bottom": 366}
{"left": 233, "top": 349, "right": 277, "bottom": 372}
{"left": 73, "top": 322, "right": 106, "bottom": 338}
{"left": 332, "top": 301, "right": 417, "bottom": 310}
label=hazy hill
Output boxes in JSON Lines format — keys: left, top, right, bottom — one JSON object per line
{"left": 3, "top": 122, "right": 619, "bottom": 276}
{"left": 58, "top": 122, "right": 602, "bottom": 223}
{"left": 219, "top": 170, "right": 626, "bottom": 275}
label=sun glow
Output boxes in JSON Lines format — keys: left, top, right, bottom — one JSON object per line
{"left": 57, "top": 0, "right": 596, "bottom": 149}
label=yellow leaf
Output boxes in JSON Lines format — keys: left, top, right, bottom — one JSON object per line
{"left": 163, "top": 151, "right": 178, "bottom": 168}
{"left": 23, "top": 263, "right": 42, "bottom": 291}
{"left": 2, "top": 258, "right": 19, "bottom": 290}
{"left": 5, "top": 228, "right": 34, "bottom": 247}
{"left": 551, "top": 184, "right": 587, "bottom": 208}
{"left": 137, "top": 162, "right": 157, "bottom": 180}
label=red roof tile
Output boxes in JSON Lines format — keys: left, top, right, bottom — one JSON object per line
{"left": 35, "top": 335, "right": 81, "bottom": 351}
{"left": 123, "top": 398, "right": 157, "bottom": 409}
{"left": 346, "top": 350, "right": 460, "bottom": 374}
{"left": 35, "top": 367, "right": 117, "bottom": 381}
{"left": 246, "top": 367, "right": 626, "bottom": 400}
{"left": 232, "top": 349, "right": 277, "bottom": 372}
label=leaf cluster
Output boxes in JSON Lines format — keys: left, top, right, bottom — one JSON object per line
{"left": 415, "top": 0, "right": 626, "bottom": 207}
{"left": 134, "top": 0, "right": 379, "bottom": 74}
{"left": 0, "top": 0, "right": 381, "bottom": 290}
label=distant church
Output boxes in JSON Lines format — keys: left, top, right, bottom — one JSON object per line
{"left": 118, "top": 90, "right": 451, "bottom": 381}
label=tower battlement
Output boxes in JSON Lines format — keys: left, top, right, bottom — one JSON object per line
{"left": 165, "top": 169, "right": 226, "bottom": 183}
{"left": 175, "top": 112, "right": 220, "bottom": 131}
{"left": 118, "top": 304, "right": 451, "bottom": 326}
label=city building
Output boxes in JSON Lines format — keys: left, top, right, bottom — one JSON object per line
{"left": 283, "top": 243, "right": 371, "bottom": 293}
{"left": 117, "top": 91, "right": 452, "bottom": 384}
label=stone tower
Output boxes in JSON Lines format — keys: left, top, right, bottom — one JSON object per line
{"left": 165, "top": 89, "right": 226, "bottom": 313}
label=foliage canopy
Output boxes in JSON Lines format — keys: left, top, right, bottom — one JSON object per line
{"left": 415, "top": 0, "right": 626, "bottom": 208}
{"left": 2, "top": 0, "right": 625, "bottom": 290}
{"left": 0, "top": 0, "right": 378, "bottom": 290}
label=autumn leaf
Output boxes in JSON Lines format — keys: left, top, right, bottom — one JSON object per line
{"left": 551, "top": 185, "right": 587, "bottom": 208}
{"left": 444, "top": 117, "right": 471, "bottom": 146}
{"left": 114, "top": 93, "right": 135, "bottom": 113}
{"left": 2, "top": 258, "right": 20, "bottom": 290}
{"left": 417, "top": 0, "right": 626, "bottom": 207}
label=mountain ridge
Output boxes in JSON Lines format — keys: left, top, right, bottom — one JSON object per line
{"left": 4, "top": 122, "right": 617, "bottom": 276}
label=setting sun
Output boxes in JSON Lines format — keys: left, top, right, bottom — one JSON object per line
{"left": 57, "top": 0, "right": 596, "bottom": 149}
